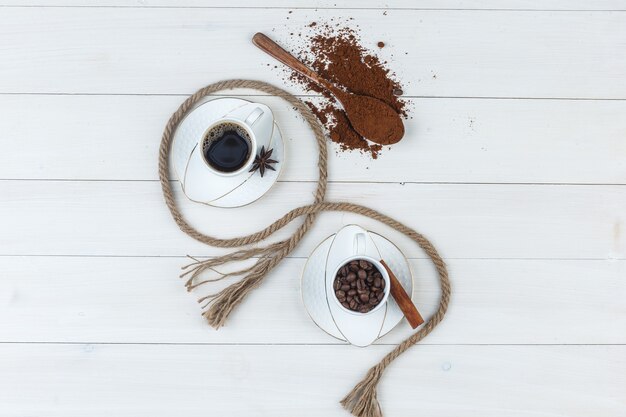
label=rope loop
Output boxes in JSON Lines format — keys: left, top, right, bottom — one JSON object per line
{"left": 159, "top": 80, "right": 451, "bottom": 417}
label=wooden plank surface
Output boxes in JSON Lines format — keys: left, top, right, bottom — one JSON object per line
{"left": 1, "top": 344, "right": 624, "bottom": 417}
{"left": 0, "top": 181, "right": 623, "bottom": 259}
{"left": 2, "top": 1, "right": 626, "bottom": 10}
{"left": 1, "top": 256, "right": 624, "bottom": 344}
{"left": 1, "top": 2, "right": 625, "bottom": 416}
{"left": 2, "top": 94, "right": 625, "bottom": 183}
{"left": 0, "top": 8, "right": 625, "bottom": 98}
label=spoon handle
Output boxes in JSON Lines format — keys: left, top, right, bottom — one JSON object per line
{"left": 252, "top": 33, "right": 332, "bottom": 90}
{"left": 380, "top": 260, "right": 425, "bottom": 329}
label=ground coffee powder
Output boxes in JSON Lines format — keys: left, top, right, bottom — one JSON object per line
{"left": 277, "top": 23, "right": 408, "bottom": 158}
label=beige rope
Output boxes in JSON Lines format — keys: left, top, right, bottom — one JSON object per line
{"left": 158, "top": 80, "right": 451, "bottom": 417}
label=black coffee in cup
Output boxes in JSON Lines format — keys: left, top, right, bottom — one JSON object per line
{"left": 202, "top": 122, "right": 252, "bottom": 173}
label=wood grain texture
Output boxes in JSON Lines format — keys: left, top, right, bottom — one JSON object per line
{"left": 1, "top": 1, "right": 625, "bottom": 10}
{"left": 1, "top": 3, "right": 625, "bottom": 415}
{"left": 2, "top": 94, "right": 625, "bottom": 183}
{"left": 0, "top": 8, "right": 625, "bottom": 98}
{"left": 1, "top": 344, "right": 624, "bottom": 417}
{"left": 1, "top": 256, "right": 624, "bottom": 345}
{"left": 0, "top": 181, "right": 623, "bottom": 259}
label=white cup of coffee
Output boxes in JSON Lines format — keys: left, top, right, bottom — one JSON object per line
{"left": 199, "top": 105, "right": 266, "bottom": 176}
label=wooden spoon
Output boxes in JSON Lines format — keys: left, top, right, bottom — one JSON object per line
{"left": 380, "top": 260, "right": 424, "bottom": 329}
{"left": 252, "top": 32, "right": 404, "bottom": 145}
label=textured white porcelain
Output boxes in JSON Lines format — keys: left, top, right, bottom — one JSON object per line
{"left": 301, "top": 225, "right": 414, "bottom": 346}
{"left": 170, "top": 97, "right": 284, "bottom": 208}
{"left": 301, "top": 234, "right": 344, "bottom": 340}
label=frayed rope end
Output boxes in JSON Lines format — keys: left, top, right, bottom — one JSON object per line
{"left": 199, "top": 256, "right": 278, "bottom": 329}
{"left": 340, "top": 366, "right": 384, "bottom": 417}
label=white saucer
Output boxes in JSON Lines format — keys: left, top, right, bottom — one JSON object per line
{"left": 301, "top": 225, "right": 414, "bottom": 347}
{"left": 170, "top": 97, "right": 284, "bottom": 208}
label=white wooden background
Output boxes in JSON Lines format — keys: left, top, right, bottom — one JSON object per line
{"left": 1, "top": 1, "right": 625, "bottom": 416}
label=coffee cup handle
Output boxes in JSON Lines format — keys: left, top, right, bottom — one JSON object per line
{"left": 244, "top": 107, "right": 264, "bottom": 126}
{"left": 353, "top": 232, "right": 366, "bottom": 256}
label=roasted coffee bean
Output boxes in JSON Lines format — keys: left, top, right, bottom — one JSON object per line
{"left": 334, "top": 259, "right": 386, "bottom": 313}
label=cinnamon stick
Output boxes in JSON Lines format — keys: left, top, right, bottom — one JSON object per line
{"left": 380, "top": 260, "right": 424, "bottom": 329}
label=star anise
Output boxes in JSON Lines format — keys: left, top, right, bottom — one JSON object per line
{"left": 249, "top": 146, "right": 278, "bottom": 177}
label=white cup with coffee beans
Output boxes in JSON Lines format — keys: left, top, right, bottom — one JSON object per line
{"left": 331, "top": 233, "right": 391, "bottom": 315}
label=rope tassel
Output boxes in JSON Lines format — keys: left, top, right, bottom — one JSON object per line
{"left": 341, "top": 365, "right": 384, "bottom": 417}
{"left": 181, "top": 242, "right": 290, "bottom": 329}
{"left": 201, "top": 256, "right": 279, "bottom": 328}
{"left": 180, "top": 242, "right": 285, "bottom": 289}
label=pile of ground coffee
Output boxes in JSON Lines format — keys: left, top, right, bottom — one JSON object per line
{"left": 276, "top": 23, "right": 407, "bottom": 158}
